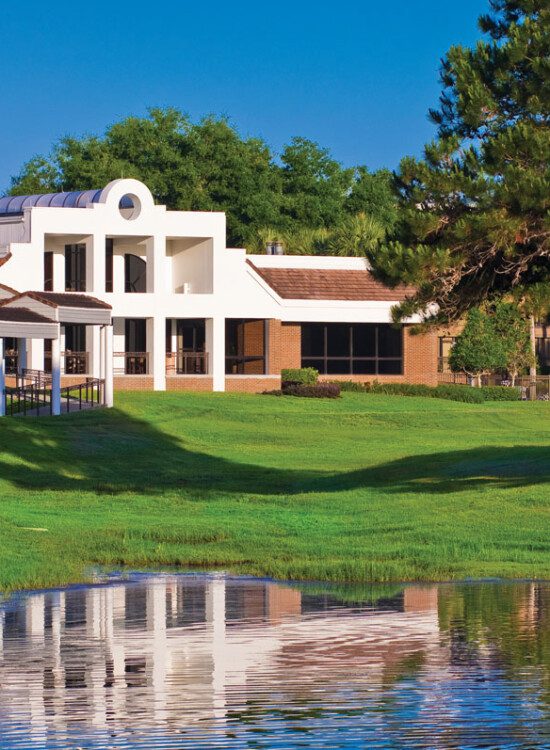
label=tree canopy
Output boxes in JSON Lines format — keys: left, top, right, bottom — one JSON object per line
{"left": 369, "top": 0, "right": 550, "bottom": 325}
{"left": 8, "top": 109, "right": 396, "bottom": 251}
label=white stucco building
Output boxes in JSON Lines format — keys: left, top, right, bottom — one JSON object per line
{"left": 0, "top": 178, "right": 439, "bottom": 408}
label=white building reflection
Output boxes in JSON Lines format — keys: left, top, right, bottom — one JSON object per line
{"left": 0, "top": 576, "right": 452, "bottom": 747}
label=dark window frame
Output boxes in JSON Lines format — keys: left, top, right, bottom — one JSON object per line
{"left": 65, "top": 244, "right": 86, "bottom": 292}
{"left": 225, "top": 319, "right": 267, "bottom": 375}
{"left": 44, "top": 251, "right": 53, "bottom": 291}
{"left": 105, "top": 239, "right": 114, "bottom": 293}
{"left": 301, "top": 323, "right": 403, "bottom": 376}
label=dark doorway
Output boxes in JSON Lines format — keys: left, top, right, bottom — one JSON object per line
{"left": 124, "top": 319, "right": 147, "bottom": 374}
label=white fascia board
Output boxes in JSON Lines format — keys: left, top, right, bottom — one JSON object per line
{"left": 58, "top": 308, "right": 112, "bottom": 325}
{"left": 0, "top": 321, "right": 59, "bottom": 339}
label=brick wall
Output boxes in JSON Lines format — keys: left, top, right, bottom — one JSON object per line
{"left": 114, "top": 376, "right": 154, "bottom": 391}
{"left": 267, "top": 320, "right": 301, "bottom": 373}
{"left": 166, "top": 377, "right": 213, "bottom": 392}
{"left": 225, "top": 375, "right": 280, "bottom": 393}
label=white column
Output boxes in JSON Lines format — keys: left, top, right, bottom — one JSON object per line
{"left": 86, "top": 233, "right": 106, "bottom": 294}
{"left": 52, "top": 250, "right": 65, "bottom": 292}
{"left": 147, "top": 317, "right": 166, "bottom": 391}
{"left": 28, "top": 338, "right": 45, "bottom": 371}
{"left": 17, "top": 338, "right": 27, "bottom": 375}
{"left": 105, "top": 325, "right": 114, "bottom": 407}
{"left": 206, "top": 318, "right": 225, "bottom": 392}
{"left": 89, "top": 325, "right": 101, "bottom": 377}
{"left": 145, "top": 235, "right": 166, "bottom": 294}
{"left": 51, "top": 335, "right": 61, "bottom": 416}
{"left": 99, "top": 326, "right": 106, "bottom": 382}
{"left": 0, "top": 338, "right": 5, "bottom": 417}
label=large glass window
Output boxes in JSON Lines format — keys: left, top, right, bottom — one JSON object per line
{"left": 226, "top": 319, "right": 266, "bottom": 374}
{"left": 124, "top": 254, "right": 146, "bottom": 293}
{"left": 65, "top": 244, "right": 86, "bottom": 292}
{"left": 301, "top": 323, "right": 403, "bottom": 375}
{"left": 438, "top": 336, "right": 456, "bottom": 373}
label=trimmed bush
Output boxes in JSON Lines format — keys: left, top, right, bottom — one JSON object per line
{"left": 284, "top": 383, "right": 341, "bottom": 399}
{"left": 281, "top": 367, "right": 318, "bottom": 387}
{"left": 364, "top": 381, "right": 486, "bottom": 403}
{"left": 479, "top": 385, "right": 521, "bottom": 401}
{"left": 332, "top": 380, "right": 369, "bottom": 392}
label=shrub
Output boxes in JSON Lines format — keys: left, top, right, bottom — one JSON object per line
{"left": 365, "top": 381, "right": 486, "bottom": 403}
{"left": 284, "top": 383, "right": 341, "bottom": 399}
{"left": 281, "top": 368, "right": 318, "bottom": 387}
{"left": 479, "top": 385, "right": 521, "bottom": 401}
{"left": 331, "top": 380, "right": 369, "bottom": 392}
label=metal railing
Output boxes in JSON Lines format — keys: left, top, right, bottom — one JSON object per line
{"left": 63, "top": 351, "right": 89, "bottom": 375}
{"left": 60, "top": 379, "right": 104, "bottom": 412}
{"left": 166, "top": 351, "right": 209, "bottom": 375}
{"left": 21, "top": 369, "right": 52, "bottom": 388}
{"left": 5, "top": 384, "right": 52, "bottom": 416}
{"left": 114, "top": 352, "right": 149, "bottom": 375}
{"left": 4, "top": 351, "right": 18, "bottom": 375}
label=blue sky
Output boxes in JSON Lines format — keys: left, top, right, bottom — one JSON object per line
{"left": 0, "top": 0, "right": 489, "bottom": 191}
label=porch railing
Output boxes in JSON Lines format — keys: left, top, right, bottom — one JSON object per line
{"left": 21, "top": 368, "right": 52, "bottom": 388}
{"left": 60, "top": 379, "right": 104, "bottom": 412}
{"left": 166, "top": 351, "right": 209, "bottom": 375}
{"left": 63, "top": 351, "right": 89, "bottom": 375}
{"left": 114, "top": 352, "right": 149, "bottom": 375}
{"left": 5, "top": 384, "right": 51, "bottom": 416}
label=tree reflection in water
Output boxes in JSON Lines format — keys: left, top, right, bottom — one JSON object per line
{"left": 0, "top": 574, "right": 548, "bottom": 749}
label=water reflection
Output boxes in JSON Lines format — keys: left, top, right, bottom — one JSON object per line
{"left": 0, "top": 574, "right": 548, "bottom": 748}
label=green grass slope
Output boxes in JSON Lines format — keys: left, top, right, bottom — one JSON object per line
{"left": 0, "top": 392, "right": 549, "bottom": 591}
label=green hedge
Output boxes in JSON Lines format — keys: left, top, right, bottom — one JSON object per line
{"left": 479, "top": 385, "right": 522, "bottom": 401}
{"left": 328, "top": 380, "right": 521, "bottom": 403}
{"left": 281, "top": 368, "right": 318, "bottom": 386}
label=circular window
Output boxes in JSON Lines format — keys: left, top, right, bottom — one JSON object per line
{"left": 119, "top": 194, "right": 141, "bottom": 220}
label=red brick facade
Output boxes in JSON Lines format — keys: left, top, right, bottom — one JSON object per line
{"left": 108, "top": 319, "right": 440, "bottom": 393}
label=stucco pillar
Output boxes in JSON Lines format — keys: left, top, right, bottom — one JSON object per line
{"left": 51, "top": 335, "right": 61, "bottom": 416}
{"left": 17, "top": 338, "right": 27, "bottom": 375}
{"left": 148, "top": 317, "right": 166, "bottom": 391}
{"left": 146, "top": 235, "right": 166, "bottom": 295}
{"left": 89, "top": 325, "right": 101, "bottom": 377}
{"left": 86, "top": 233, "right": 106, "bottom": 294}
{"left": 105, "top": 325, "right": 114, "bottom": 407}
{"left": 52, "top": 250, "right": 65, "bottom": 292}
{"left": 206, "top": 317, "right": 225, "bottom": 392}
{"left": 28, "top": 338, "right": 44, "bottom": 371}
{"left": 0, "top": 338, "right": 5, "bottom": 417}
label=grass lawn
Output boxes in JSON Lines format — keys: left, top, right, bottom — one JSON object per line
{"left": 0, "top": 391, "right": 549, "bottom": 592}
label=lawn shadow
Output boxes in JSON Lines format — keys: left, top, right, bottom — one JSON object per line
{"left": 0, "top": 407, "right": 548, "bottom": 498}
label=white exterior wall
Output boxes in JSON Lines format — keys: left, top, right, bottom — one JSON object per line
{"left": 0, "top": 179, "right": 414, "bottom": 392}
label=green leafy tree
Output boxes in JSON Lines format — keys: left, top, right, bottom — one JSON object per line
{"left": 345, "top": 167, "right": 399, "bottom": 232}
{"left": 369, "top": 0, "right": 550, "bottom": 325}
{"left": 492, "top": 301, "right": 534, "bottom": 384}
{"left": 280, "top": 137, "right": 354, "bottom": 229}
{"left": 9, "top": 108, "right": 280, "bottom": 247}
{"left": 449, "top": 308, "right": 508, "bottom": 386}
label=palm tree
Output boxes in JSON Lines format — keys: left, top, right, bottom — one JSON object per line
{"left": 327, "top": 213, "right": 386, "bottom": 257}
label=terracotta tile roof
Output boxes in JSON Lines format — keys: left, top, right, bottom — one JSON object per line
{"left": 0, "top": 306, "right": 54, "bottom": 324}
{"left": 247, "top": 261, "right": 415, "bottom": 301}
{"left": 0, "top": 291, "right": 112, "bottom": 310}
{"left": 0, "top": 251, "right": 11, "bottom": 268}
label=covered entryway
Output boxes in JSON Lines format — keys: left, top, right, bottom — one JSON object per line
{"left": 0, "top": 292, "right": 113, "bottom": 417}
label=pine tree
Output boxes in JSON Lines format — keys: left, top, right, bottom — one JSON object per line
{"left": 370, "top": 1, "right": 550, "bottom": 325}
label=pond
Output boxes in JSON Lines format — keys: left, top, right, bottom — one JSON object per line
{"left": 0, "top": 573, "right": 549, "bottom": 749}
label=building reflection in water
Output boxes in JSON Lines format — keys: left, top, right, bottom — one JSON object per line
{"left": 0, "top": 575, "right": 548, "bottom": 749}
